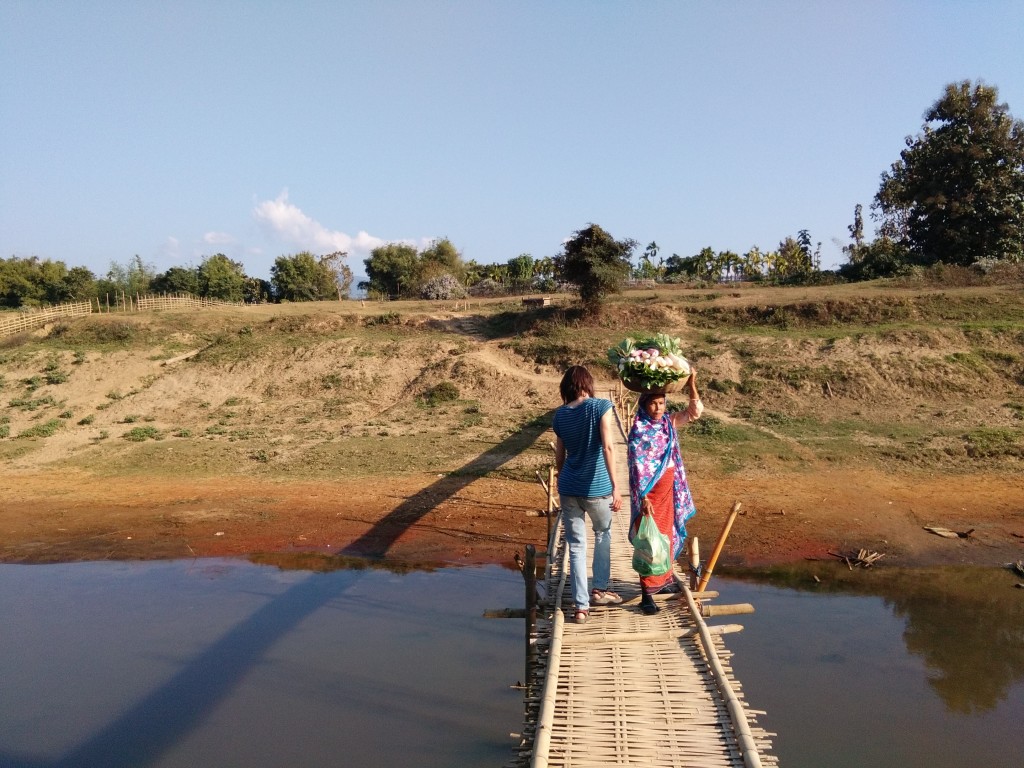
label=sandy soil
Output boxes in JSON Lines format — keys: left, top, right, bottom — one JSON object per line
{"left": 3, "top": 464, "right": 1021, "bottom": 570}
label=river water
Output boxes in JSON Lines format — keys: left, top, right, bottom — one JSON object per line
{"left": 1, "top": 558, "right": 1021, "bottom": 767}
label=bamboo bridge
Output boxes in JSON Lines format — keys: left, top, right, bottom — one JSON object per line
{"left": 503, "top": 399, "right": 777, "bottom": 767}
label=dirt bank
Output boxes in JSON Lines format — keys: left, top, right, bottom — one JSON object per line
{"left": 3, "top": 465, "right": 1021, "bottom": 570}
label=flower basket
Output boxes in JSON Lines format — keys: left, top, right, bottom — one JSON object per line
{"left": 608, "top": 334, "right": 691, "bottom": 393}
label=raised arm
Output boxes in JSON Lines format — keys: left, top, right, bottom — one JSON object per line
{"left": 671, "top": 368, "right": 703, "bottom": 429}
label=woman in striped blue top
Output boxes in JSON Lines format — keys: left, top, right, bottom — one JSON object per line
{"left": 552, "top": 365, "right": 624, "bottom": 623}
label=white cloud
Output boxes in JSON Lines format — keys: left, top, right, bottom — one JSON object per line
{"left": 252, "top": 190, "right": 388, "bottom": 256}
{"left": 203, "top": 231, "right": 235, "bottom": 245}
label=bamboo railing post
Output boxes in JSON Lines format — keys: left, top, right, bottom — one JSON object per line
{"left": 697, "top": 501, "right": 741, "bottom": 592}
{"left": 524, "top": 544, "right": 537, "bottom": 692}
{"left": 688, "top": 535, "right": 701, "bottom": 591}
{"left": 546, "top": 465, "right": 555, "bottom": 544}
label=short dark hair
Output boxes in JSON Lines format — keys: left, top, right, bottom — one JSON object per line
{"left": 559, "top": 365, "right": 594, "bottom": 403}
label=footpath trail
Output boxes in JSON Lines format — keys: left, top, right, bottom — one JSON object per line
{"left": 506, "top": 399, "right": 777, "bottom": 767}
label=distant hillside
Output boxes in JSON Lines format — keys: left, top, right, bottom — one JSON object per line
{"left": 2, "top": 282, "right": 1023, "bottom": 482}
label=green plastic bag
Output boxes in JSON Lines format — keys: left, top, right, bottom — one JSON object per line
{"left": 632, "top": 512, "right": 671, "bottom": 576}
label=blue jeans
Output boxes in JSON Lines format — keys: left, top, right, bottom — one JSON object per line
{"left": 561, "top": 494, "right": 613, "bottom": 610}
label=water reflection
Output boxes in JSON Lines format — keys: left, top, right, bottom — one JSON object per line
{"left": 0, "top": 559, "right": 524, "bottom": 768}
{"left": 725, "top": 564, "right": 1024, "bottom": 713}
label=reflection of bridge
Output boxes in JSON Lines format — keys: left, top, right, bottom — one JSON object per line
{"left": 507, "top": 402, "right": 777, "bottom": 767}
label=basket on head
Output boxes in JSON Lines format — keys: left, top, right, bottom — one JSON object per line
{"left": 622, "top": 378, "right": 685, "bottom": 394}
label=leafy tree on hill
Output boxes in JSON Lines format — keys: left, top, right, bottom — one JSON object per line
{"left": 506, "top": 253, "right": 535, "bottom": 292}
{"left": 419, "top": 238, "right": 465, "bottom": 285}
{"left": 874, "top": 80, "right": 1024, "bottom": 266}
{"left": 0, "top": 256, "right": 96, "bottom": 307}
{"left": 361, "top": 243, "right": 419, "bottom": 298}
{"left": 152, "top": 265, "right": 200, "bottom": 296}
{"left": 555, "top": 223, "right": 636, "bottom": 313}
{"left": 271, "top": 251, "right": 342, "bottom": 301}
{"left": 96, "top": 255, "right": 157, "bottom": 299}
{"left": 198, "top": 254, "right": 247, "bottom": 302}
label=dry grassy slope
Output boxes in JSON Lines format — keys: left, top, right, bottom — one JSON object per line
{"left": 1, "top": 283, "right": 1023, "bottom": 481}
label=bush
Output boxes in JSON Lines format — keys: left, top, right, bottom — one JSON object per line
{"left": 17, "top": 419, "right": 62, "bottom": 439}
{"left": 421, "top": 381, "right": 460, "bottom": 406}
{"left": 364, "top": 312, "right": 401, "bottom": 327}
{"left": 468, "top": 278, "right": 505, "bottom": 297}
{"left": 123, "top": 426, "right": 162, "bottom": 442}
{"left": 420, "top": 274, "right": 468, "bottom": 301}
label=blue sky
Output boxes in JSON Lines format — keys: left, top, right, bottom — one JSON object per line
{"left": 3, "top": 1, "right": 1023, "bottom": 287}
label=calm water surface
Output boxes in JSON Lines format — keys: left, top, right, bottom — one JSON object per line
{"left": 1, "top": 559, "right": 1022, "bottom": 767}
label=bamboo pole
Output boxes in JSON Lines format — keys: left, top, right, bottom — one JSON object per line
{"left": 688, "top": 535, "right": 701, "bottom": 590}
{"left": 524, "top": 544, "right": 537, "bottom": 691}
{"left": 546, "top": 465, "right": 555, "bottom": 544}
{"left": 681, "top": 585, "right": 763, "bottom": 768}
{"left": 697, "top": 500, "right": 741, "bottom": 593}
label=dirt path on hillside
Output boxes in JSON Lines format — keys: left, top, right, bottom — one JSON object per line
{"left": 3, "top": 466, "right": 1021, "bottom": 570}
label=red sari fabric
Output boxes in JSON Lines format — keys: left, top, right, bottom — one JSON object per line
{"left": 633, "top": 471, "right": 676, "bottom": 593}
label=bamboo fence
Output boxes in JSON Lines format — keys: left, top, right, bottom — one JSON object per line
{"left": 0, "top": 293, "right": 246, "bottom": 339}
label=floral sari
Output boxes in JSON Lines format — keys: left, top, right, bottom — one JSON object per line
{"left": 627, "top": 406, "right": 697, "bottom": 591}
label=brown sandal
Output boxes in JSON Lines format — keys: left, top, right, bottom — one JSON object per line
{"left": 573, "top": 608, "right": 589, "bottom": 624}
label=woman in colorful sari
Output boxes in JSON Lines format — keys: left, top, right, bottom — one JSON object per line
{"left": 627, "top": 370, "right": 703, "bottom": 615}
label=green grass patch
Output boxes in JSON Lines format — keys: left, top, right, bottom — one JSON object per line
{"left": 123, "top": 426, "right": 163, "bottom": 442}
{"left": 8, "top": 395, "right": 58, "bottom": 411}
{"left": 963, "top": 428, "right": 1024, "bottom": 459}
{"left": 419, "top": 381, "right": 460, "bottom": 406}
{"left": 17, "top": 419, "right": 62, "bottom": 439}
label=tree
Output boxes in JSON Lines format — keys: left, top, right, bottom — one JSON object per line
{"left": 741, "top": 246, "right": 766, "bottom": 280}
{"left": 506, "top": 253, "right": 535, "bottom": 292}
{"left": 419, "top": 238, "right": 465, "bottom": 285}
{"left": 0, "top": 256, "right": 58, "bottom": 307}
{"left": 60, "top": 266, "right": 97, "bottom": 302}
{"left": 198, "top": 254, "right": 247, "bottom": 302}
{"left": 769, "top": 237, "right": 813, "bottom": 281}
{"left": 848, "top": 204, "right": 865, "bottom": 251}
{"left": 271, "top": 251, "right": 338, "bottom": 301}
{"left": 555, "top": 223, "right": 636, "bottom": 312}
{"left": 97, "top": 255, "right": 156, "bottom": 298}
{"left": 874, "top": 80, "right": 1024, "bottom": 266}
{"left": 361, "top": 243, "right": 419, "bottom": 298}
{"left": 634, "top": 241, "right": 661, "bottom": 280}
{"left": 319, "top": 251, "right": 352, "bottom": 300}
{"left": 663, "top": 253, "right": 701, "bottom": 281}
{"left": 152, "top": 266, "right": 200, "bottom": 296}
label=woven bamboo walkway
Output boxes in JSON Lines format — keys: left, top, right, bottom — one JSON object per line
{"left": 506, "top": 404, "right": 777, "bottom": 768}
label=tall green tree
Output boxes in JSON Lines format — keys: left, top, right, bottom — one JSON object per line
{"left": 419, "top": 238, "right": 465, "bottom": 285}
{"left": 361, "top": 243, "right": 419, "bottom": 298}
{"left": 506, "top": 253, "right": 535, "bottom": 292}
{"left": 0, "top": 256, "right": 95, "bottom": 307}
{"left": 874, "top": 80, "right": 1024, "bottom": 265}
{"left": 198, "top": 254, "right": 247, "bottom": 301}
{"left": 271, "top": 251, "right": 339, "bottom": 301}
{"left": 97, "top": 255, "right": 156, "bottom": 298}
{"left": 555, "top": 223, "right": 636, "bottom": 312}
{"left": 152, "top": 265, "right": 201, "bottom": 296}
{"left": 634, "top": 241, "right": 661, "bottom": 280}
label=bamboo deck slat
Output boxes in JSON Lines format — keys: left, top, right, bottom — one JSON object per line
{"left": 506, "top": 399, "right": 777, "bottom": 768}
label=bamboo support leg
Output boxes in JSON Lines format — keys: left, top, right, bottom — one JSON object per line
{"left": 697, "top": 501, "right": 741, "bottom": 593}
